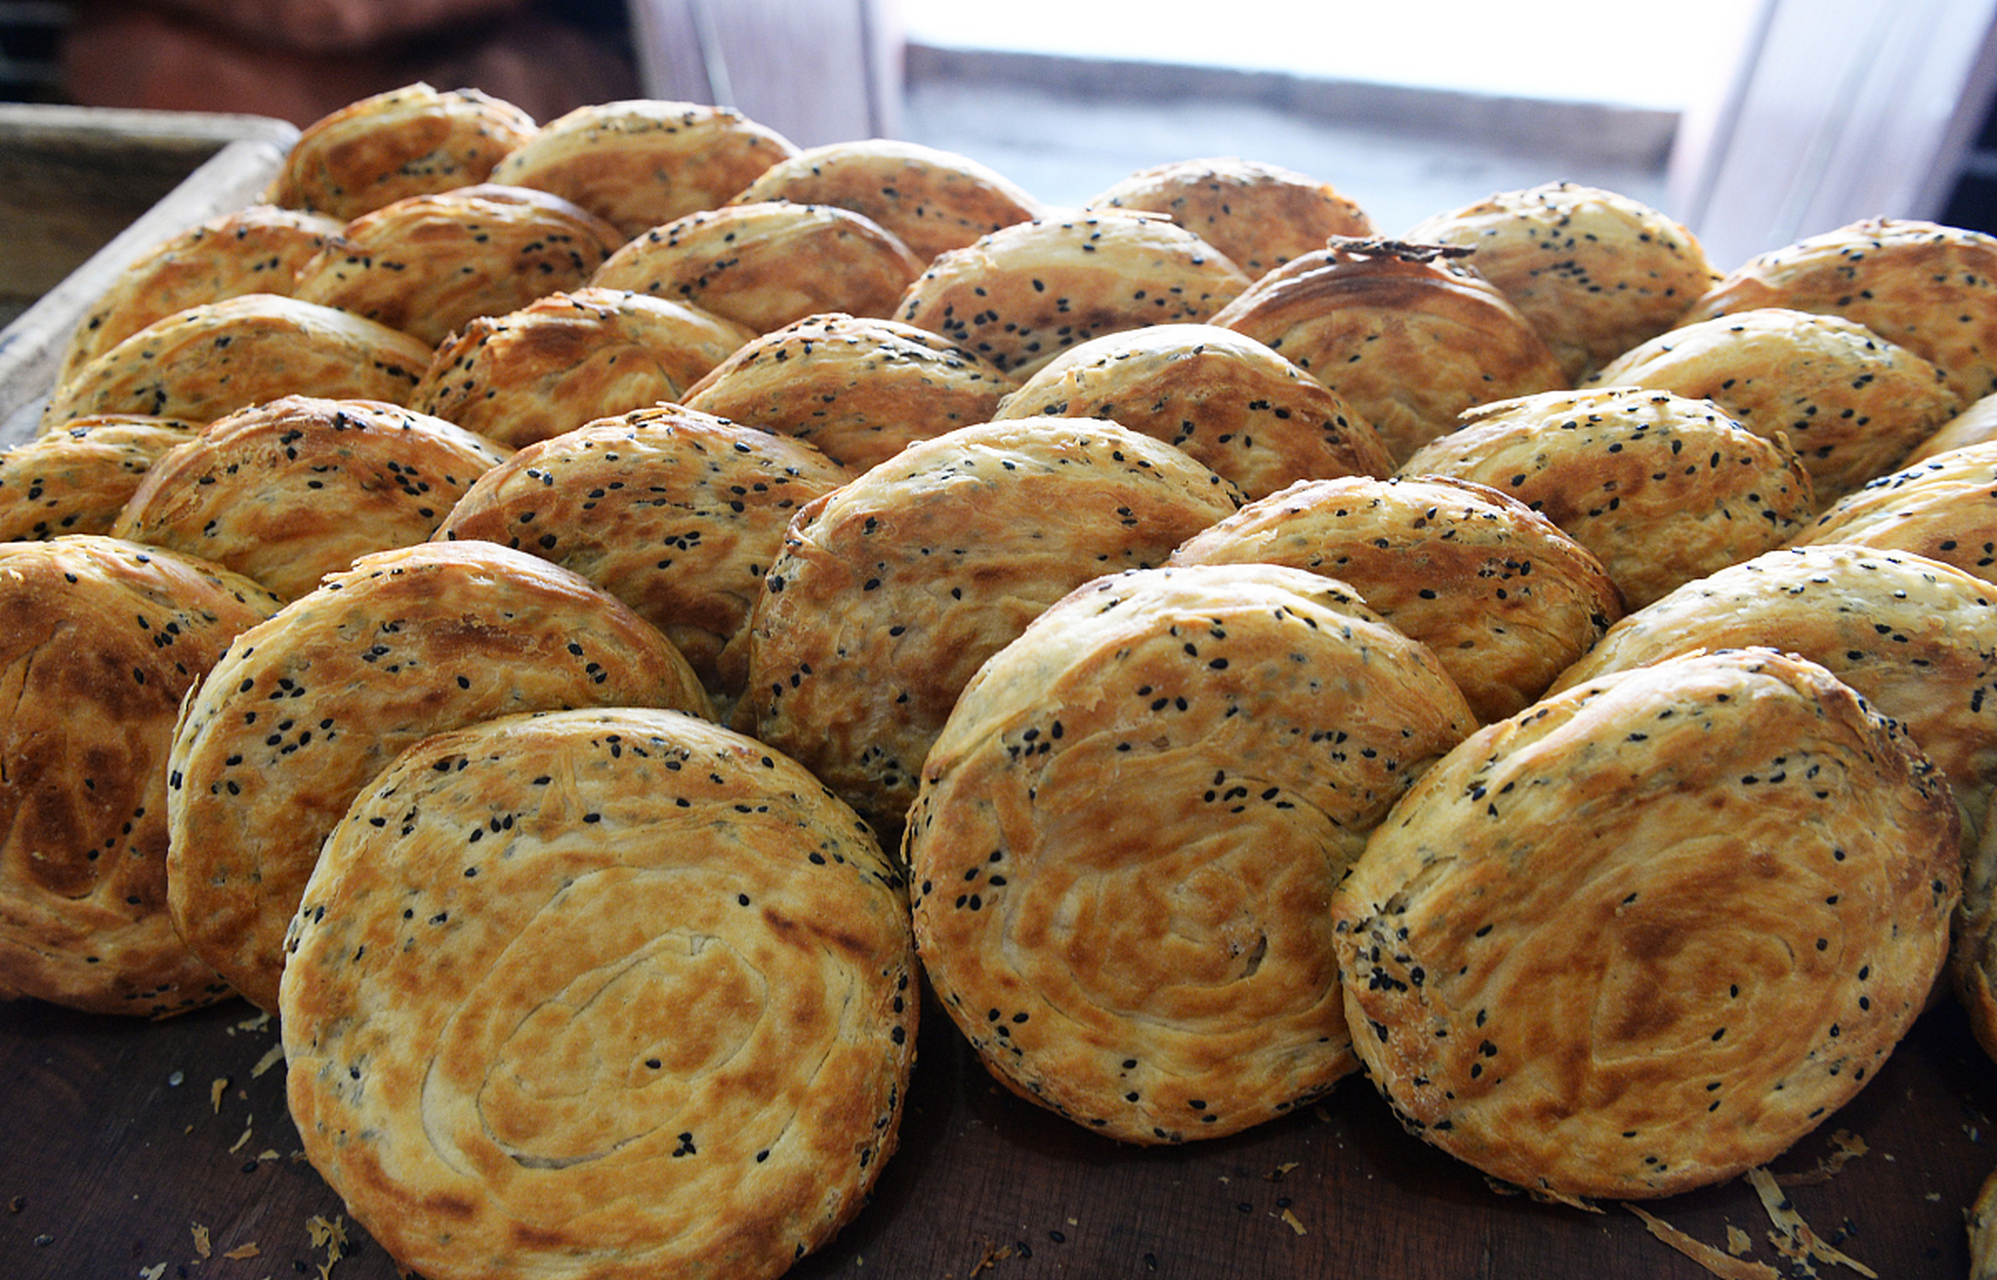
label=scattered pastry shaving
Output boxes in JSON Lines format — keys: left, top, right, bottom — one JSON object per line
{"left": 1266, "top": 1162, "right": 1299, "bottom": 1181}
{"left": 140, "top": 1265, "right": 166, "bottom": 1280}
{"left": 1746, "top": 1166, "right": 1877, "bottom": 1278}
{"left": 307, "top": 1214, "right": 347, "bottom": 1280}
{"left": 1727, "top": 1225, "right": 1753, "bottom": 1256}
{"left": 1776, "top": 1130, "right": 1870, "bottom": 1188}
{"left": 1279, "top": 1208, "right": 1307, "bottom": 1235}
{"left": 968, "top": 1238, "right": 1015, "bottom": 1275}
{"left": 1624, "top": 1203, "right": 1780, "bottom": 1279}
{"left": 229, "top": 1123, "right": 253, "bottom": 1153}
{"left": 191, "top": 1222, "right": 212, "bottom": 1259}
{"left": 252, "top": 1043, "right": 286, "bottom": 1077}
{"left": 223, "top": 1242, "right": 260, "bottom": 1260}
{"left": 234, "top": 1010, "right": 273, "bottom": 1034}
{"left": 210, "top": 1077, "right": 229, "bottom": 1112}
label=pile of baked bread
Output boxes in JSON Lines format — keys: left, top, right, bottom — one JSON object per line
{"left": 6, "top": 80, "right": 1997, "bottom": 1280}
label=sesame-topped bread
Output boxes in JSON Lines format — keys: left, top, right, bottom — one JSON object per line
{"left": 738, "top": 417, "right": 1243, "bottom": 835}
{"left": 409, "top": 287, "right": 754, "bottom": 451}
{"left": 992, "top": 323, "right": 1392, "bottom": 499}
{"left": 1085, "top": 156, "right": 1376, "bottom": 278}
{"left": 1399, "top": 388, "right": 1816, "bottom": 609}
{"left": 166, "top": 540, "right": 712, "bottom": 1013}
{"left": 0, "top": 536, "right": 284, "bottom": 1016}
{"left": 1211, "top": 239, "right": 1569, "bottom": 465}
{"left": 0, "top": 417, "right": 194, "bottom": 540}
{"left": 1906, "top": 392, "right": 1997, "bottom": 466}
{"left": 1789, "top": 439, "right": 1997, "bottom": 586}
{"left": 1404, "top": 182, "right": 1718, "bottom": 383}
{"left": 281, "top": 707, "right": 913, "bottom": 1280}
{"left": 488, "top": 98, "right": 799, "bottom": 241}
{"left": 895, "top": 212, "right": 1254, "bottom": 379}
{"left": 110, "top": 396, "right": 506, "bottom": 600}
{"left": 680, "top": 313, "right": 1016, "bottom": 473}
{"left": 433, "top": 404, "right": 852, "bottom": 711}
{"left": 42, "top": 294, "right": 438, "bottom": 429}
{"left": 591, "top": 201, "right": 926, "bottom": 336}
{"left": 291, "top": 184, "right": 625, "bottom": 348}
{"left": 1680, "top": 218, "right": 1997, "bottom": 402}
{"left": 264, "top": 82, "right": 540, "bottom": 223}
{"left": 729, "top": 138, "right": 1046, "bottom": 267}
{"left": 906, "top": 563, "right": 1474, "bottom": 1144}
{"left": 1171, "top": 474, "right": 1621, "bottom": 722}
{"left": 1331, "top": 647, "right": 1959, "bottom": 1202}
{"left": 58, "top": 205, "right": 345, "bottom": 386}
{"left": 1540, "top": 543, "right": 1997, "bottom": 1062}
{"left": 1588, "top": 307, "right": 1960, "bottom": 504}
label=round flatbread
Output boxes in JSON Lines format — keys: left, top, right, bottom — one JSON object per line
{"left": 1085, "top": 156, "right": 1375, "bottom": 278}
{"left": 110, "top": 396, "right": 506, "bottom": 600}
{"left": 729, "top": 138, "right": 1044, "bottom": 266}
{"left": 410, "top": 287, "right": 754, "bottom": 451}
{"left": 1405, "top": 181, "right": 1718, "bottom": 382}
{"left": 433, "top": 403, "right": 852, "bottom": 709}
{"left": 489, "top": 98, "right": 799, "bottom": 240}
{"left": 1171, "top": 474, "right": 1621, "bottom": 722}
{"left": 282, "top": 706, "right": 913, "bottom": 1280}
{"left": 264, "top": 81, "right": 540, "bottom": 222}
{"left": 0, "top": 417, "right": 194, "bottom": 540}
{"left": 992, "top": 322, "right": 1392, "bottom": 499}
{"left": 680, "top": 313, "right": 1015, "bottom": 473}
{"left": 42, "top": 294, "right": 437, "bottom": 429}
{"left": 1212, "top": 239, "right": 1569, "bottom": 464}
{"left": 1399, "top": 388, "right": 1816, "bottom": 609}
{"left": 1589, "top": 307, "right": 1960, "bottom": 504}
{"left": 1331, "top": 647, "right": 1959, "bottom": 1201}
{"left": 737, "top": 417, "right": 1242, "bottom": 834}
{"left": 908, "top": 563, "right": 1474, "bottom": 1144}
{"left": 0, "top": 536, "right": 283, "bottom": 1015}
{"left": 166, "top": 539, "right": 713, "bottom": 1013}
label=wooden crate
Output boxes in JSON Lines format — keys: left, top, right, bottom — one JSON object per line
{"left": 0, "top": 104, "right": 296, "bottom": 443}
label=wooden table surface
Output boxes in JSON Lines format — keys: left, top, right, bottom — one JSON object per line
{"left": 2, "top": 986, "right": 1992, "bottom": 1279}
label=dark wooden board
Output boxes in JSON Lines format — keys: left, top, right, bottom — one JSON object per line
{"left": 1, "top": 988, "right": 1991, "bottom": 1279}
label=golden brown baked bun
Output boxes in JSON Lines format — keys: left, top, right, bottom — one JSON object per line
{"left": 281, "top": 707, "right": 913, "bottom": 1280}
{"left": 109, "top": 396, "right": 506, "bottom": 600}
{"left": 1906, "top": 391, "right": 1997, "bottom": 466}
{"left": 895, "top": 212, "right": 1254, "bottom": 379}
{"left": 0, "top": 536, "right": 284, "bottom": 1016}
{"left": 1331, "top": 647, "right": 1959, "bottom": 1202}
{"left": 680, "top": 313, "right": 1016, "bottom": 473}
{"left": 1540, "top": 543, "right": 1997, "bottom": 1062}
{"left": 907, "top": 563, "right": 1474, "bottom": 1144}
{"left": 0, "top": 417, "right": 194, "bottom": 540}
{"left": 264, "top": 82, "right": 540, "bottom": 223}
{"left": 409, "top": 287, "right": 754, "bottom": 450}
{"left": 1680, "top": 218, "right": 1997, "bottom": 402}
{"left": 1211, "top": 239, "right": 1569, "bottom": 464}
{"left": 728, "top": 138, "right": 1046, "bottom": 266}
{"left": 433, "top": 404, "right": 852, "bottom": 710}
{"left": 738, "top": 417, "right": 1243, "bottom": 834}
{"left": 1588, "top": 307, "right": 1960, "bottom": 504}
{"left": 1404, "top": 182, "right": 1718, "bottom": 383}
{"left": 1171, "top": 474, "right": 1621, "bottom": 722}
{"left": 1789, "top": 440, "right": 1997, "bottom": 586}
{"left": 58, "top": 205, "right": 345, "bottom": 385}
{"left": 166, "top": 540, "right": 713, "bottom": 1014}
{"left": 1399, "top": 388, "right": 1816, "bottom": 609}
{"left": 591, "top": 201, "right": 926, "bottom": 337}
{"left": 488, "top": 98, "right": 800, "bottom": 241}
{"left": 42, "top": 294, "right": 437, "bottom": 429}
{"left": 1085, "top": 156, "right": 1376, "bottom": 278}
{"left": 992, "top": 322, "right": 1392, "bottom": 499}
{"left": 291, "top": 184, "right": 626, "bottom": 347}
